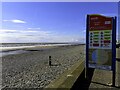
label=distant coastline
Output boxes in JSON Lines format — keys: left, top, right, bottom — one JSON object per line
{"left": 1, "top": 42, "right": 85, "bottom": 47}
{"left": 0, "top": 43, "right": 85, "bottom": 57}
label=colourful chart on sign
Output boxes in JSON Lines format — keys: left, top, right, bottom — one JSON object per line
{"left": 89, "top": 30, "right": 112, "bottom": 49}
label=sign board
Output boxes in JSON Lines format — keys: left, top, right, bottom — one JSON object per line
{"left": 86, "top": 14, "right": 116, "bottom": 70}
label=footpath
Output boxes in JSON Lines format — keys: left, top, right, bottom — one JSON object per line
{"left": 89, "top": 49, "right": 120, "bottom": 89}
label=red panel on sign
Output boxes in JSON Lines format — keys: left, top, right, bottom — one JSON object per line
{"left": 104, "top": 40, "right": 111, "bottom": 43}
{"left": 89, "top": 15, "right": 112, "bottom": 30}
{"left": 93, "top": 44, "right": 99, "bottom": 46}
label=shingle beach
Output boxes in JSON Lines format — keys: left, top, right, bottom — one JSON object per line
{"left": 2, "top": 45, "right": 85, "bottom": 88}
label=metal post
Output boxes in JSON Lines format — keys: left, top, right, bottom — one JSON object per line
{"left": 112, "top": 16, "right": 117, "bottom": 87}
{"left": 49, "top": 56, "right": 52, "bottom": 66}
{"left": 86, "top": 15, "right": 89, "bottom": 79}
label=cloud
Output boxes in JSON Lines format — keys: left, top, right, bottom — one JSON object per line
{"left": 3, "top": 19, "right": 26, "bottom": 23}
{"left": 0, "top": 29, "right": 49, "bottom": 34}
{"left": 27, "top": 28, "right": 40, "bottom": 30}
{"left": 44, "top": 34, "right": 85, "bottom": 43}
{"left": 83, "top": 30, "right": 86, "bottom": 33}
{"left": 0, "top": 29, "right": 85, "bottom": 43}
{"left": 26, "top": 31, "right": 38, "bottom": 32}
{"left": 0, "top": 29, "right": 17, "bottom": 33}
{"left": 100, "top": 13, "right": 118, "bottom": 17}
{"left": 0, "top": 29, "right": 53, "bottom": 43}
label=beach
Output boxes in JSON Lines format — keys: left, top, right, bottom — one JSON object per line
{"left": 1, "top": 45, "right": 85, "bottom": 88}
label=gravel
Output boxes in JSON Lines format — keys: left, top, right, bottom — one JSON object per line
{"left": 2, "top": 45, "right": 85, "bottom": 88}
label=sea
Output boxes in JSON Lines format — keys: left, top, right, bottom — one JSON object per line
{"left": 0, "top": 43, "right": 81, "bottom": 57}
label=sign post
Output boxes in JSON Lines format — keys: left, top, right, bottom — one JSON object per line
{"left": 112, "top": 16, "right": 117, "bottom": 87}
{"left": 86, "top": 14, "right": 116, "bottom": 86}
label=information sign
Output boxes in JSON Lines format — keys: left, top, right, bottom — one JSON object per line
{"left": 87, "top": 14, "right": 114, "bottom": 70}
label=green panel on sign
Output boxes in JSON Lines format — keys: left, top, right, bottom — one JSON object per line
{"left": 94, "top": 41, "right": 99, "bottom": 43}
{"left": 104, "top": 37, "right": 111, "bottom": 40}
{"left": 104, "top": 31, "right": 111, "bottom": 34}
{"left": 93, "top": 38, "right": 99, "bottom": 40}
{"left": 94, "top": 32, "right": 99, "bottom": 34}
{"left": 94, "top": 35, "right": 99, "bottom": 37}
{"left": 104, "top": 34, "right": 111, "bottom": 37}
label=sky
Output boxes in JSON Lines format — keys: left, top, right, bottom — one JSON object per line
{"left": 1, "top": 2, "right": 118, "bottom": 43}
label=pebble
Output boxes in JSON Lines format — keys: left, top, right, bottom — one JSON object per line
{"left": 2, "top": 45, "right": 85, "bottom": 88}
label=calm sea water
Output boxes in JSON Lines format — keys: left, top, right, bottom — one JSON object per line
{"left": 0, "top": 43, "right": 79, "bottom": 57}
{"left": 1, "top": 43, "right": 75, "bottom": 47}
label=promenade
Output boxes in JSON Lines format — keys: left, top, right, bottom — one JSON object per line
{"left": 89, "top": 60, "right": 120, "bottom": 89}
{"left": 89, "top": 48, "right": 120, "bottom": 89}
{"left": 72, "top": 48, "right": 120, "bottom": 89}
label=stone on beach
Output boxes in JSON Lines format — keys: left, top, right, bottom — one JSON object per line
{"left": 2, "top": 45, "right": 85, "bottom": 88}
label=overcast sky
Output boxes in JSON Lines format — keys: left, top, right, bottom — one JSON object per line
{"left": 1, "top": 2, "right": 118, "bottom": 43}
